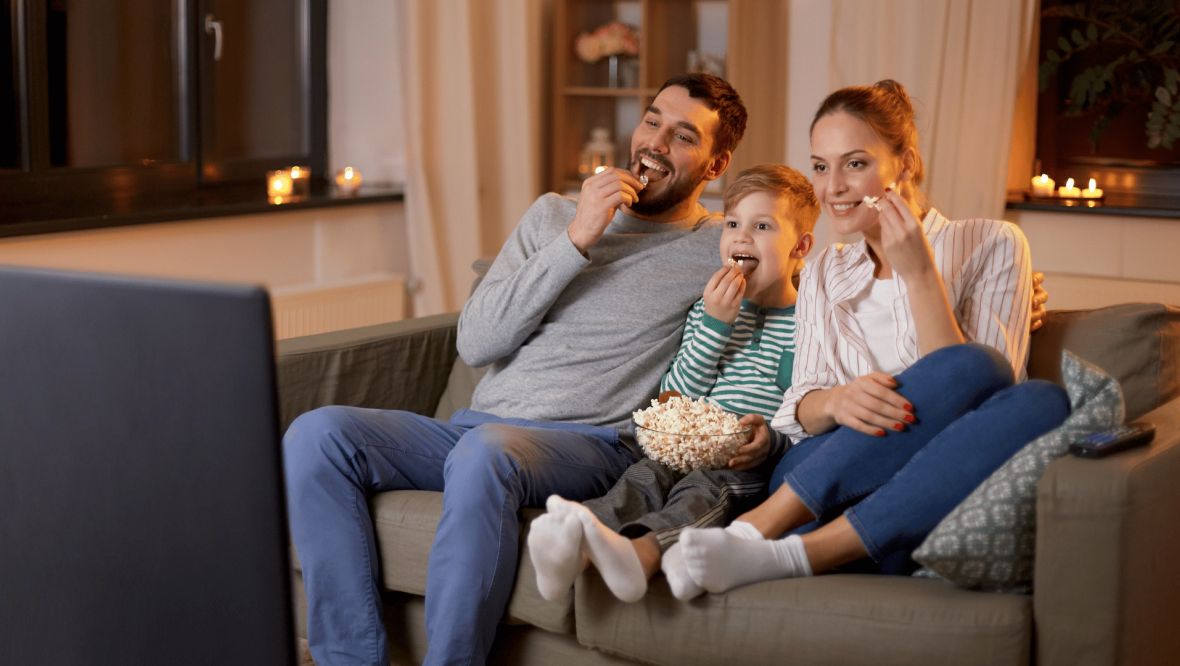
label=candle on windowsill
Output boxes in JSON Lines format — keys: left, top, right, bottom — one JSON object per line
{"left": 1081, "top": 178, "right": 1104, "bottom": 199}
{"left": 1029, "top": 173, "right": 1055, "bottom": 198}
{"left": 289, "top": 165, "right": 311, "bottom": 196}
{"left": 1057, "top": 177, "right": 1081, "bottom": 198}
{"left": 335, "top": 166, "right": 363, "bottom": 195}
{"left": 267, "top": 169, "right": 293, "bottom": 204}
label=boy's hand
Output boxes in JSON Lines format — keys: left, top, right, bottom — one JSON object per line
{"left": 702, "top": 265, "right": 745, "bottom": 323}
{"left": 568, "top": 168, "right": 644, "bottom": 254}
{"left": 728, "top": 414, "right": 771, "bottom": 470}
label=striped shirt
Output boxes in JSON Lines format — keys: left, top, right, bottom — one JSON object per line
{"left": 771, "top": 209, "right": 1033, "bottom": 443}
{"left": 661, "top": 298, "right": 797, "bottom": 455}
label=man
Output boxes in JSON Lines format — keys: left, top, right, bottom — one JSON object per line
{"left": 284, "top": 73, "right": 749, "bottom": 666}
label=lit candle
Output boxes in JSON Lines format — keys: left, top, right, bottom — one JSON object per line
{"left": 289, "top": 165, "right": 311, "bottom": 196}
{"left": 334, "top": 166, "right": 363, "bottom": 195}
{"left": 267, "top": 169, "right": 293, "bottom": 201}
{"left": 1030, "top": 173, "right": 1055, "bottom": 198}
{"left": 1057, "top": 177, "right": 1081, "bottom": 198}
{"left": 1081, "top": 178, "right": 1104, "bottom": 199}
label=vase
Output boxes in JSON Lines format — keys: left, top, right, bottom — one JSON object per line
{"left": 607, "top": 54, "right": 621, "bottom": 88}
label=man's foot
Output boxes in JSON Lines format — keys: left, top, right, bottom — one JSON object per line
{"left": 680, "top": 521, "right": 811, "bottom": 593}
{"left": 548, "top": 496, "right": 648, "bottom": 602}
{"left": 661, "top": 541, "right": 704, "bottom": 601}
{"left": 527, "top": 510, "right": 587, "bottom": 602}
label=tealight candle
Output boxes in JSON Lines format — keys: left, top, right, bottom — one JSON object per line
{"left": 335, "top": 166, "right": 363, "bottom": 195}
{"left": 267, "top": 169, "right": 293, "bottom": 201}
{"left": 1081, "top": 178, "right": 1104, "bottom": 199}
{"left": 1057, "top": 177, "right": 1081, "bottom": 198}
{"left": 289, "top": 165, "right": 311, "bottom": 196}
{"left": 1030, "top": 173, "right": 1055, "bottom": 198}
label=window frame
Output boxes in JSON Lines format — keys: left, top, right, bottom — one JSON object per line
{"left": 0, "top": 0, "right": 327, "bottom": 227}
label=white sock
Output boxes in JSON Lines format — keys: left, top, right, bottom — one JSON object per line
{"left": 547, "top": 496, "right": 648, "bottom": 602}
{"left": 661, "top": 541, "right": 704, "bottom": 601}
{"left": 681, "top": 521, "right": 812, "bottom": 594}
{"left": 527, "top": 511, "right": 587, "bottom": 602}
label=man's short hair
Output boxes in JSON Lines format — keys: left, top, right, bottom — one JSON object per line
{"left": 657, "top": 73, "right": 747, "bottom": 158}
{"left": 723, "top": 164, "right": 820, "bottom": 235}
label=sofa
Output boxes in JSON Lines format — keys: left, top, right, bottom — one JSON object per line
{"left": 277, "top": 302, "right": 1180, "bottom": 666}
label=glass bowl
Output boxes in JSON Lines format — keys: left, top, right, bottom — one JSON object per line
{"left": 632, "top": 420, "right": 752, "bottom": 474}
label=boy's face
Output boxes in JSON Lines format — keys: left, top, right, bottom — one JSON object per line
{"left": 721, "top": 191, "right": 811, "bottom": 305}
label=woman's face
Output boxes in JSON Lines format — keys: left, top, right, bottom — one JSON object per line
{"left": 809, "top": 111, "right": 903, "bottom": 237}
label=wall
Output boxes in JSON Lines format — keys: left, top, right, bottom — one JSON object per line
{"left": 0, "top": 3, "right": 411, "bottom": 333}
{"left": 1009, "top": 209, "right": 1180, "bottom": 310}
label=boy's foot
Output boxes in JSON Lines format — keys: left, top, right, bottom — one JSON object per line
{"left": 528, "top": 511, "right": 587, "bottom": 602}
{"left": 680, "top": 521, "right": 812, "bottom": 593}
{"left": 661, "top": 541, "right": 704, "bottom": 601}
{"left": 548, "top": 496, "right": 648, "bottom": 603}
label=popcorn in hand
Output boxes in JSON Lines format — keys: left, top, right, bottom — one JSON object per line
{"left": 632, "top": 396, "right": 749, "bottom": 473}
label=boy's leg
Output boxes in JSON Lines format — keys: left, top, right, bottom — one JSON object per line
{"left": 581, "top": 457, "right": 685, "bottom": 531}
{"left": 423, "top": 423, "right": 634, "bottom": 665}
{"left": 283, "top": 406, "right": 464, "bottom": 666}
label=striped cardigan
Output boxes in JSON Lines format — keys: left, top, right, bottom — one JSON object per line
{"left": 771, "top": 209, "right": 1033, "bottom": 443}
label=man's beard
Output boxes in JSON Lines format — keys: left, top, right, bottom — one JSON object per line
{"left": 627, "top": 154, "right": 710, "bottom": 217}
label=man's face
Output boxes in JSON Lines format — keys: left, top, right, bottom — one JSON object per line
{"left": 627, "top": 85, "right": 722, "bottom": 216}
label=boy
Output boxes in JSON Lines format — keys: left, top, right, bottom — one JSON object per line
{"left": 528, "top": 164, "right": 819, "bottom": 603}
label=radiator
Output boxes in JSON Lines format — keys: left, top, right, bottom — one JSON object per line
{"left": 270, "top": 274, "right": 406, "bottom": 339}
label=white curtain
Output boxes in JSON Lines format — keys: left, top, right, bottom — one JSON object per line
{"left": 827, "top": 0, "right": 1037, "bottom": 220}
{"left": 400, "top": 1, "right": 547, "bottom": 316}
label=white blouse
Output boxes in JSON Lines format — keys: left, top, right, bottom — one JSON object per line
{"left": 771, "top": 209, "right": 1033, "bottom": 443}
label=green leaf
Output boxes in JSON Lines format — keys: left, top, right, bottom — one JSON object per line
{"left": 1047, "top": 49, "right": 1061, "bottom": 63}
{"left": 1087, "top": 23, "right": 1099, "bottom": 41}
{"left": 1059, "top": 36, "right": 1073, "bottom": 52}
{"left": 1151, "top": 40, "right": 1174, "bottom": 55}
{"left": 1072, "top": 29, "right": 1086, "bottom": 46}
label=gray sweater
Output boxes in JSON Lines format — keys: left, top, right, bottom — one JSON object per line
{"left": 457, "top": 193, "right": 722, "bottom": 432}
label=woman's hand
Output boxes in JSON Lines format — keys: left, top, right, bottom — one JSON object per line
{"left": 823, "top": 373, "right": 913, "bottom": 437}
{"left": 702, "top": 265, "right": 746, "bottom": 323}
{"left": 875, "top": 189, "right": 937, "bottom": 281}
{"left": 728, "top": 414, "right": 771, "bottom": 470}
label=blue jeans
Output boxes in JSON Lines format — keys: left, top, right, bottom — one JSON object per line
{"left": 770, "top": 343, "right": 1070, "bottom": 572}
{"left": 283, "top": 407, "right": 636, "bottom": 666}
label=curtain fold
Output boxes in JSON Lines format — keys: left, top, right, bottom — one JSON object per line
{"left": 401, "top": 0, "right": 546, "bottom": 316}
{"left": 828, "top": 0, "right": 1037, "bottom": 220}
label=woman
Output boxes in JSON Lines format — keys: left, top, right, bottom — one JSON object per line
{"left": 666, "top": 80, "right": 1071, "bottom": 595}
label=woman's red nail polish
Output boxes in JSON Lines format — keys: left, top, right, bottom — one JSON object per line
{"left": 876, "top": 429, "right": 887, "bottom": 437}
{"left": 893, "top": 422, "right": 905, "bottom": 431}
{"left": 903, "top": 414, "right": 915, "bottom": 423}
{"left": 903, "top": 403, "right": 913, "bottom": 412}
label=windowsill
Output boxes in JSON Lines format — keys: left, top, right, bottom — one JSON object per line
{"left": 1005, "top": 191, "right": 1180, "bottom": 219}
{"left": 0, "top": 182, "right": 406, "bottom": 239}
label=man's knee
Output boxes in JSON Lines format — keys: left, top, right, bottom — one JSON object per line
{"left": 283, "top": 406, "right": 363, "bottom": 478}
{"left": 444, "top": 424, "right": 528, "bottom": 488}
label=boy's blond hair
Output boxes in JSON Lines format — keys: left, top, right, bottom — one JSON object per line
{"left": 723, "top": 164, "right": 819, "bottom": 235}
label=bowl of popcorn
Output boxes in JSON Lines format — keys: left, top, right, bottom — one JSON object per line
{"left": 632, "top": 395, "right": 751, "bottom": 473}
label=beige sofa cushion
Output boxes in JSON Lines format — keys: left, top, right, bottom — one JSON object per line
{"left": 369, "top": 490, "right": 576, "bottom": 635}
{"left": 575, "top": 573, "right": 1031, "bottom": 666}
{"left": 1028, "top": 303, "right": 1180, "bottom": 420}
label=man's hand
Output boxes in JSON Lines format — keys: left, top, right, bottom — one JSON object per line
{"left": 568, "top": 168, "right": 645, "bottom": 254}
{"left": 1030, "top": 271, "right": 1049, "bottom": 332}
{"left": 728, "top": 414, "right": 771, "bottom": 470}
{"left": 824, "top": 373, "right": 913, "bottom": 437}
{"left": 702, "top": 265, "right": 745, "bottom": 323}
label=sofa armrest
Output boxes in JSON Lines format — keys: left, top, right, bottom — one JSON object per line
{"left": 1034, "top": 395, "right": 1180, "bottom": 666}
{"left": 275, "top": 313, "right": 460, "bottom": 432}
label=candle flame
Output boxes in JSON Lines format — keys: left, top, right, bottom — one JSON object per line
{"left": 1065, "top": 178, "right": 1075, "bottom": 189}
{"left": 1088, "top": 178, "right": 1097, "bottom": 190}
{"left": 290, "top": 166, "right": 302, "bottom": 178}
{"left": 344, "top": 167, "right": 353, "bottom": 179}
{"left": 1038, "top": 173, "right": 1049, "bottom": 183}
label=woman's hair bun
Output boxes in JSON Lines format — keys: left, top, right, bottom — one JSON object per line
{"left": 873, "top": 79, "right": 913, "bottom": 113}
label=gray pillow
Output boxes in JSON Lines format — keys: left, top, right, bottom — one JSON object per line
{"left": 912, "top": 351, "right": 1124, "bottom": 592}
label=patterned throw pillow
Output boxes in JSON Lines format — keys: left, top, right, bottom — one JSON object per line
{"left": 912, "top": 351, "right": 1124, "bottom": 592}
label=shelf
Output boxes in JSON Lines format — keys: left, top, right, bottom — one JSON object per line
{"left": 563, "top": 86, "right": 657, "bottom": 97}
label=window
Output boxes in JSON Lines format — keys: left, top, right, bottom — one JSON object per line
{"left": 0, "top": 0, "right": 326, "bottom": 228}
